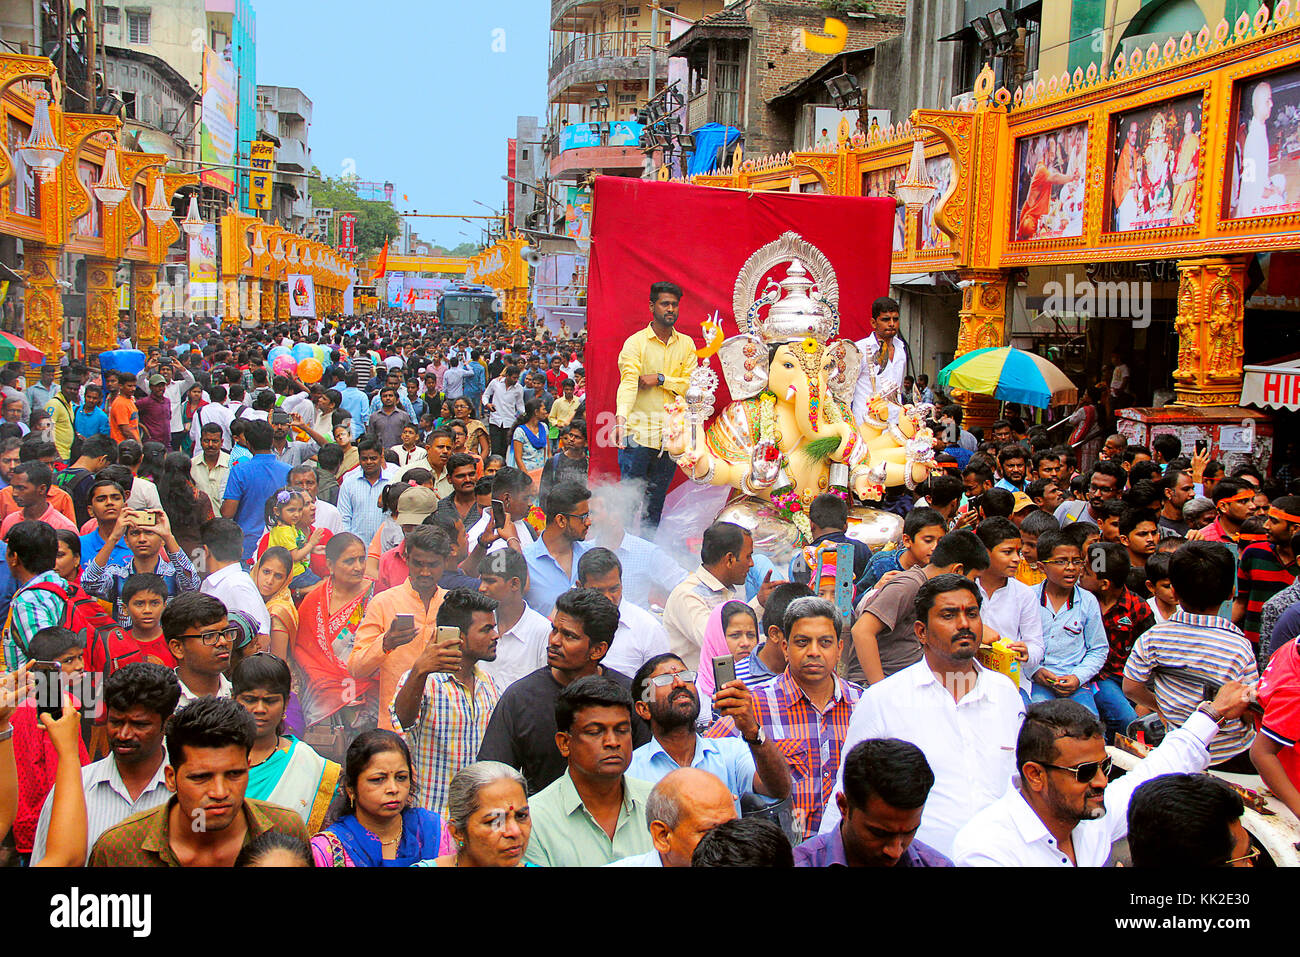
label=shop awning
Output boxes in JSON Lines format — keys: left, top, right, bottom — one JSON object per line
{"left": 1241, "top": 353, "right": 1300, "bottom": 410}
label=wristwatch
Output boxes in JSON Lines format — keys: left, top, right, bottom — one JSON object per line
{"left": 1195, "top": 701, "right": 1227, "bottom": 726}
{"left": 0, "top": 724, "right": 12, "bottom": 743}
{"left": 743, "top": 727, "right": 766, "bottom": 747}
{"left": 657, "top": 373, "right": 665, "bottom": 387}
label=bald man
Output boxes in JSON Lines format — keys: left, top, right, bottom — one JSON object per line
{"left": 606, "top": 768, "right": 737, "bottom": 867}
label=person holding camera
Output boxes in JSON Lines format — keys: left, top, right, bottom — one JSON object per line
{"left": 80, "top": 505, "right": 201, "bottom": 625}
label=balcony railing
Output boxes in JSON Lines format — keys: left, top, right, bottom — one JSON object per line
{"left": 549, "top": 31, "right": 653, "bottom": 80}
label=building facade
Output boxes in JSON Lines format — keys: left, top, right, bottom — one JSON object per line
{"left": 256, "top": 84, "right": 312, "bottom": 232}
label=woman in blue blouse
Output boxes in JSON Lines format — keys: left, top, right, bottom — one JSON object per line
{"left": 310, "top": 730, "right": 441, "bottom": 867}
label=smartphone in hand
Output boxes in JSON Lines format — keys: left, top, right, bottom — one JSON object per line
{"left": 31, "top": 661, "right": 62, "bottom": 722}
{"left": 711, "top": 654, "right": 737, "bottom": 692}
{"left": 393, "top": 614, "right": 415, "bottom": 632}
{"left": 491, "top": 499, "right": 506, "bottom": 528}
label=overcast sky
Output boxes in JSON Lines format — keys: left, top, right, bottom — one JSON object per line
{"left": 256, "top": 0, "right": 549, "bottom": 248}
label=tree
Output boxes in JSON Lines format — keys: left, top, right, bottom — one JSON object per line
{"left": 307, "top": 170, "right": 401, "bottom": 261}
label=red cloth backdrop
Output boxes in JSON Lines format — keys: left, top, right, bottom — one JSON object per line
{"left": 585, "top": 177, "right": 896, "bottom": 477}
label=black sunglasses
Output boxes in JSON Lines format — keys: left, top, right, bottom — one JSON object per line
{"left": 1040, "top": 757, "right": 1112, "bottom": 783}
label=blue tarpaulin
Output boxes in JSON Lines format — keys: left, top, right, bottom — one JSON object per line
{"left": 687, "top": 124, "right": 741, "bottom": 175}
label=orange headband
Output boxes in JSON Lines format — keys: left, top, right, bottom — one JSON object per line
{"left": 1222, "top": 490, "right": 1255, "bottom": 505}
{"left": 1269, "top": 506, "right": 1300, "bottom": 524}
{"left": 1238, "top": 532, "right": 1269, "bottom": 543}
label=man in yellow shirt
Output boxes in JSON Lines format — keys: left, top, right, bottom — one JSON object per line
{"left": 45, "top": 373, "right": 80, "bottom": 462}
{"left": 615, "top": 282, "right": 697, "bottom": 530}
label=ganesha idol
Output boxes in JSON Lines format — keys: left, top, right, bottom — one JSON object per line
{"left": 662, "top": 232, "right": 936, "bottom": 550}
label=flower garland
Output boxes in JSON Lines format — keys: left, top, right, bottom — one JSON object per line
{"left": 758, "top": 389, "right": 813, "bottom": 540}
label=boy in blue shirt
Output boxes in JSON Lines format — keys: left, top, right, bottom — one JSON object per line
{"left": 1030, "top": 528, "right": 1108, "bottom": 715}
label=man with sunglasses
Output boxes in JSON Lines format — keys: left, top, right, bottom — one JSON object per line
{"left": 952, "top": 681, "right": 1254, "bottom": 866}
{"left": 627, "top": 653, "right": 789, "bottom": 809}
{"left": 164, "top": 591, "right": 239, "bottom": 706}
{"left": 522, "top": 481, "right": 593, "bottom": 617}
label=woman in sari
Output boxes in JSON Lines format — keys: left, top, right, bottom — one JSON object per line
{"left": 417, "top": 762, "right": 532, "bottom": 867}
{"left": 291, "top": 533, "right": 377, "bottom": 763}
{"left": 1066, "top": 385, "right": 1104, "bottom": 472}
{"left": 256, "top": 547, "right": 299, "bottom": 661}
{"left": 452, "top": 397, "right": 490, "bottom": 460}
{"left": 233, "top": 654, "right": 341, "bottom": 834}
{"left": 310, "top": 729, "right": 442, "bottom": 867}
{"left": 1170, "top": 110, "right": 1201, "bottom": 224}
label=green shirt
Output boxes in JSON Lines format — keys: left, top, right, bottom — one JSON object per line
{"left": 523, "top": 770, "right": 653, "bottom": 867}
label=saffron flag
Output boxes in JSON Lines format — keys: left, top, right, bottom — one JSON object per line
{"left": 375, "top": 241, "right": 389, "bottom": 279}
{"left": 585, "top": 177, "right": 896, "bottom": 477}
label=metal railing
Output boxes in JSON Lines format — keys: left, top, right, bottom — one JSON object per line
{"left": 549, "top": 31, "right": 653, "bottom": 80}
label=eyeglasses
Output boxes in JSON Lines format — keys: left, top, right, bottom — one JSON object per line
{"left": 1040, "top": 756, "right": 1112, "bottom": 783}
{"left": 1041, "top": 558, "right": 1085, "bottom": 568}
{"left": 647, "top": 670, "right": 697, "bottom": 688}
{"left": 1222, "top": 845, "right": 1260, "bottom": 867}
{"left": 562, "top": 512, "right": 592, "bottom": 524}
{"left": 180, "top": 625, "right": 242, "bottom": 647}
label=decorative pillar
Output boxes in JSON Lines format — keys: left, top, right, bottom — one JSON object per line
{"left": 260, "top": 279, "right": 274, "bottom": 326}
{"left": 221, "top": 277, "right": 240, "bottom": 328}
{"left": 244, "top": 279, "right": 261, "bottom": 328}
{"left": 1173, "top": 257, "right": 1248, "bottom": 406}
{"left": 953, "top": 268, "right": 1011, "bottom": 429}
{"left": 23, "top": 244, "right": 62, "bottom": 369}
{"left": 277, "top": 283, "right": 289, "bottom": 324}
{"left": 133, "top": 263, "right": 160, "bottom": 350}
{"left": 85, "top": 258, "right": 118, "bottom": 360}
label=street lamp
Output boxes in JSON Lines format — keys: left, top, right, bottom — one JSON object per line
{"left": 21, "top": 89, "right": 66, "bottom": 179}
{"left": 824, "top": 68, "right": 871, "bottom": 139}
{"left": 181, "top": 195, "right": 204, "bottom": 238}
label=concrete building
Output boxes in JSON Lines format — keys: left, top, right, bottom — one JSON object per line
{"left": 206, "top": 0, "right": 258, "bottom": 209}
{"left": 256, "top": 84, "right": 313, "bottom": 232}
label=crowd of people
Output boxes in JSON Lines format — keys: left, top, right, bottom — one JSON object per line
{"left": 0, "top": 300, "right": 1291, "bottom": 870}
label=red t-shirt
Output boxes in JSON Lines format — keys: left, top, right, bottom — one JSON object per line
{"left": 10, "top": 701, "right": 90, "bottom": 853}
{"left": 1258, "top": 638, "right": 1300, "bottom": 787}
{"left": 127, "top": 630, "right": 177, "bottom": 668}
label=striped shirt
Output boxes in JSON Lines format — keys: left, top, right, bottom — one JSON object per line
{"left": 391, "top": 666, "right": 501, "bottom": 819}
{"left": 351, "top": 353, "right": 376, "bottom": 389}
{"left": 1237, "top": 542, "right": 1297, "bottom": 647}
{"left": 80, "top": 548, "right": 202, "bottom": 624}
{"left": 2, "top": 571, "right": 71, "bottom": 669}
{"left": 31, "top": 752, "right": 171, "bottom": 863}
{"left": 1260, "top": 580, "right": 1300, "bottom": 658}
{"left": 704, "top": 670, "right": 863, "bottom": 841}
{"left": 1122, "top": 609, "right": 1259, "bottom": 762}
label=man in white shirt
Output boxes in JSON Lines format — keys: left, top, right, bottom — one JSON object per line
{"left": 476, "top": 548, "right": 550, "bottom": 690}
{"left": 288, "top": 464, "right": 342, "bottom": 534}
{"left": 31, "top": 660, "right": 180, "bottom": 862}
{"left": 190, "top": 423, "right": 231, "bottom": 516}
{"left": 189, "top": 385, "right": 235, "bottom": 452}
{"left": 482, "top": 366, "right": 525, "bottom": 458}
{"left": 590, "top": 485, "right": 688, "bottom": 610}
{"left": 576, "top": 547, "right": 671, "bottom": 677}
{"left": 198, "top": 519, "right": 271, "bottom": 646}
{"left": 851, "top": 297, "right": 909, "bottom": 423}
{"left": 819, "top": 574, "right": 1025, "bottom": 857}
{"left": 662, "top": 522, "right": 758, "bottom": 672}
{"left": 951, "top": 682, "right": 1254, "bottom": 866}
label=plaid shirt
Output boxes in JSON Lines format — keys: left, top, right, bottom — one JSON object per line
{"left": 705, "top": 670, "right": 863, "bottom": 841}
{"left": 2, "top": 571, "right": 70, "bottom": 669}
{"left": 80, "top": 548, "right": 201, "bottom": 625}
{"left": 1098, "top": 588, "right": 1155, "bottom": 681}
{"left": 391, "top": 667, "right": 501, "bottom": 818}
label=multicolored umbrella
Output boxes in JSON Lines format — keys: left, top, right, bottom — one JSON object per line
{"left": 937, "top": 347, "right": 1077, "bottom": 409}
{"left": 0, "top": 331, "right": 46, "bottom": 363}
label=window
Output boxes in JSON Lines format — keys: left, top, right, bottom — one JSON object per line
{"left": 127, "top": 10, "right": 149, "bottom": 44}
{"left": 713, "top": 40, "right": 742, "bottom": 127}
{"left": 103, "top": 6, "right": 120, "bottom": 24}
{"left": 521, "top": 148, "right": 529, "bottom": 160}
